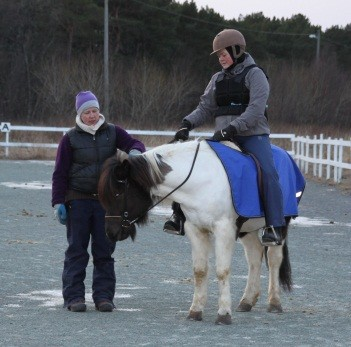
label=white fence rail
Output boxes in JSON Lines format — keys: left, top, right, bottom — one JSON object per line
{"left": 292, "top": 135, "right": 351, "bottom": 183}
{"left": 1, "top": 123, "right": 350, "bottom": 183}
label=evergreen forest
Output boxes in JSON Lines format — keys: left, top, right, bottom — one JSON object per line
{"left": 1, "top": 0, "right": 351, "bottom": 131}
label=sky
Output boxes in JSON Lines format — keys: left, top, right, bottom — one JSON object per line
{"left": 177, "top": 0, "right": 351, "bottom": 31}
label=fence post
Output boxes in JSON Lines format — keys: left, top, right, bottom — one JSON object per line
{"left": 305, "top": 136, "right": 310, "bottom": 174}
{"left": 337, "top": 138, "right": 343, "bottom": 183}
{"left": 318, "top": 134, "right": 323, "bottom": 178}
{"left": 326, "top": 138, "right": 331, "bottom": 180}
{"left": 333, "top": 141, "right": 338, "bottom": 182}
{"left": 296, "top": 138, "right": 301, "bottom": 168}
{"left": 313, "top": 135, "right": 317, "bottom": 177}
{"left": 5, "top": 132, "right": 10, "bottom": 158}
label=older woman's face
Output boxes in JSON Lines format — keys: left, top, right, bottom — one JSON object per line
{"left": 216, "top": 49, "right": 234, "bottom": 69}
{"left": 80, "top": 107, "right": 100, "bottom": 126}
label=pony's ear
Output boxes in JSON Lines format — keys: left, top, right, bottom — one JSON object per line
{"left": 113, "top": 159, "right": 130, "bottom": 180}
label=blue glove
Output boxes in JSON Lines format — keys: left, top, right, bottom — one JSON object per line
{"left": 128, "top": 149, "right": 142, "bottom": 157}
{"left": 54, "top": 204, "right": 67, "bottom": 225}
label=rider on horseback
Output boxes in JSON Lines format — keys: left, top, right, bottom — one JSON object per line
{"left": 164, "top": 29, "right": 285, "bottom": 246}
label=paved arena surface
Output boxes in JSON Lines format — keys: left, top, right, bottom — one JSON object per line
{"left": 0, "top": 160, "right": 350, "bottom": 347}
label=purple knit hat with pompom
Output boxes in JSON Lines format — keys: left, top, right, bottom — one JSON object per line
{"left": 75, "top": 91, "right": 99, "bottom": 117}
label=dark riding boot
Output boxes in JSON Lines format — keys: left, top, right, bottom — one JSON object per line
{"left": 261, "top": 226, "right": 283, "bottom": 246}
{"left": 163, "top": 202, "right": 185, "bottom": 236}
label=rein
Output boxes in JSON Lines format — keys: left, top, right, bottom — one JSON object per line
{"left": 105, "top": 141, "right": 201, "bottom": 228}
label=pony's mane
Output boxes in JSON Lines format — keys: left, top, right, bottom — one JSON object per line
{"left": 127, "top": 149, "right": 172, "bottom": 190}
{"left": 141, "top": 140, "right": 207, "bottom": 181}
{"left": 143, "top": 139, "right": 203, "bottom": 163}
{"left": 117, "top": 140, "right": 238, "bottom": 192}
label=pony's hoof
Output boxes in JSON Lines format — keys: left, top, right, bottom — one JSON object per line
{"left": 187, "top": 310, "right": 203, "bottom": 321}
{"left": 215, "top": 313, "right": 232, "bottom": 325}
{"left": 236, "top": 302, "right": 252, "bottom": 312}
{"left": 267, "top": 304, "right": 283, "bottom": 313}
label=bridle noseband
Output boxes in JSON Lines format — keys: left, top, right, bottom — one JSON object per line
{"left": 105, "top": 141, "right": 201, "bottom": 231}
{"left": 105, "top": 178, "right": 132, "bottom": 228}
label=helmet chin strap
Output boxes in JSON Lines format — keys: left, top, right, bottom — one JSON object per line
{"left": 226, "top": 45, "right": 243, "bottom": 59}
{"left": 226, "top": 46, "right": 235, "bottom": 61}
{"left": 225, "top": 47, "right": 246, "bottom": 70}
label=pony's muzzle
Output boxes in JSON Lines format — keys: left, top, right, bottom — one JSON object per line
{"left": 104, "top": 216, "right": 136, "bottom": 242}
{"left": 121, "top": 219, "right": 132, "bottom": 229}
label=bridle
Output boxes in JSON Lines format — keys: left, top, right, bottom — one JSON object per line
{"left": 105, "top": 141, "right": 201, "bottom": 230}
{"left": 104, "top": 178, "right": 133, "bottom": 228}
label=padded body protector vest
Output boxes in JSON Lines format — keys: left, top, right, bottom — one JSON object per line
{"left": 215, "top": 64, "right": 257, "bottom": 117}
{"left": 67, "top": 123, "right": 117, "bottom": 194}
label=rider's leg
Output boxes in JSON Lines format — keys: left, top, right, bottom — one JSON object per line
{"left": 163, "top": 201, "right": 185, "bottom": 236}
{"left": 235, "top": 135, "right": 285, "bottom": 246}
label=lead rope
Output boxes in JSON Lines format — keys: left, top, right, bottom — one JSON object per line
{"left": 127, "top": 141, "right": 201, "bottom": 226}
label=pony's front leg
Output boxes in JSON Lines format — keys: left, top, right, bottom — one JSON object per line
{"left": 266, "top": 244, "right": 283, "bottom": 313}
{"left": 236, "top": 231, "right": 264, "bottom": 312}
{"left": 213, "top": 223, "right": 236, "bottom": 325}
{"left": 186, "top": 224, "right": 211, "bottom": 322}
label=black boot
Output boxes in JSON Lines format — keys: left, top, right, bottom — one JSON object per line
{"left": 261, "top": 226, "right": 283, "bottom": 246}
{"left": 163, "top": 202, "right": 185, "bottom": 236}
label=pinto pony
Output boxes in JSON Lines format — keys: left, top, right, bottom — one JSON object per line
{"left": 98, "top": 140, "right": 295, "bottom": 325}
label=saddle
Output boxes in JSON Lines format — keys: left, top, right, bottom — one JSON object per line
{"left": 206, "top": 140, "right": 305, "bottom": 219}
{"left": 215, "top": 140, "right": 265, "bottom": 200}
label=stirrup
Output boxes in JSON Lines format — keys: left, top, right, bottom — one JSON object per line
{"left": 163, "top": 214, "right": 185, "bottom": 236}
{"left": 260, "top": 226, "right": 282, "bottom": 246}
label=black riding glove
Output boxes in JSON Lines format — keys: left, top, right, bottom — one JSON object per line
{"left": 210, "top": 125, "right": 237, "bottom": 142}
{"left": 175, "top": 120, "right": 192, "bottom": 141}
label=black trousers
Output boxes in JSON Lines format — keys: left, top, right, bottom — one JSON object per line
{"left": 62, "top": 199, "right": 116, "bottom": 307}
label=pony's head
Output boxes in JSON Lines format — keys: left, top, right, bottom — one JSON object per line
{"left": 98, "top": 149, "right": 171, "bottom": 242}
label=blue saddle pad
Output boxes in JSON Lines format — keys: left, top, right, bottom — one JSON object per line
{"left": 207, "top": 140, "right": 305, "bottom": 218}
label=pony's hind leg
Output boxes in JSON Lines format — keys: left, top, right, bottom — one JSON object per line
{"left": 186, "top": 224, "right": 211, "bottom": 321}
{"left": 266, "top": 244, "right": 284, "bottom": 313}
{"left": 266, "top": 219, "right": 292, "bottom": 313}
{"left": 236, "top": 231, "right": 264, "bottom": 312}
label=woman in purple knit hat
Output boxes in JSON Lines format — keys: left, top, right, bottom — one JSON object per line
{"left": 52, "top": 91, "right": 145, "bottom": 313}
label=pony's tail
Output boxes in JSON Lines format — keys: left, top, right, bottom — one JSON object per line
{"left": 279, "top": 241, "right": 293, "bottom": 292}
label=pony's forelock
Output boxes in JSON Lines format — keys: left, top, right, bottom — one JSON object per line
{"left": 116, "top": 149, "right": 128, "bottom": 162}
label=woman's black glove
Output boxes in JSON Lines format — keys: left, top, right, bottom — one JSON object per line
{"left": 210, "top": 125, "right": 237, "bottom": 142}
{"left": 174, "top": 120, "right": 192, "bottom": 141}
